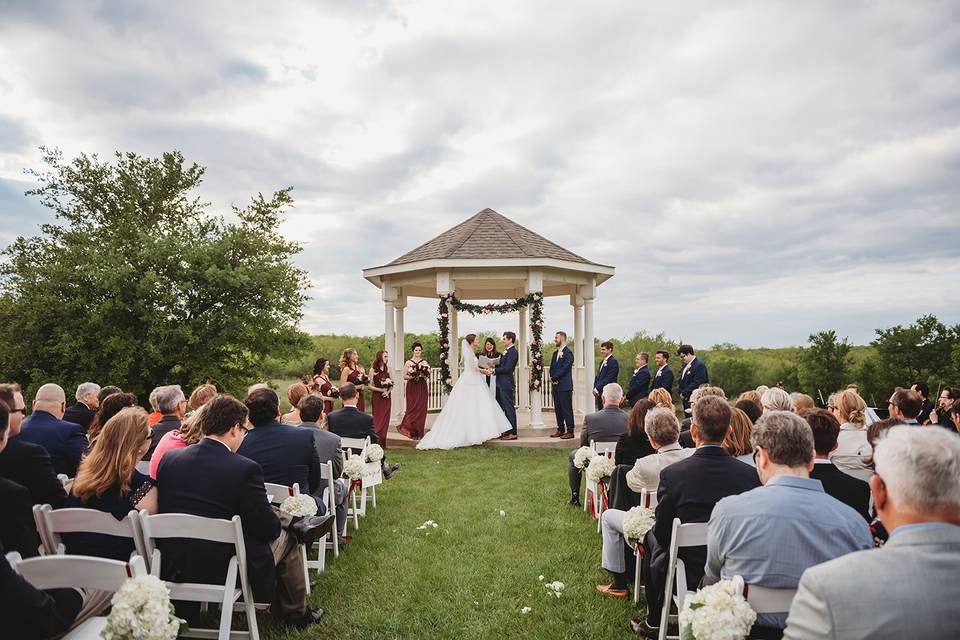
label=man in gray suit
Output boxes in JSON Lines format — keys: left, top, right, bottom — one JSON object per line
{"left": 567, "top": 383, "right": 628, "bottom": 506}
{"left": 784, "top": 426, "right": 960, "bottom": 639}
{"left": 297, "top": 396, "right": 349, "bottom": 542}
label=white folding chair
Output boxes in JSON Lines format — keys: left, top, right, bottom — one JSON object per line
{"left": 135, "top": 460, "right": 151, "bottom": 475}
{"left": 263, "top": 482, "right": 313, "bottom": 595}
{"left": 340, "top": 436, "right": 371, "bottom": 452}
{"left": 57, "top": 474, "right": 71, "bottom": 487}
{"left": 341, "top": 442, "right": 370, "bottom": 529}
{"left": 362, "top": 461, "right": 382, "bottom": 510}
{"left": 736, "top": 575, "right": 797, "bottom": 616}
{"left": 6, "top": 552, "right": 147, "bottom": 640}
{"left": 659, "top": 518, "right": 709, "bottom": 640}
{"left": 140, "top": 511, "right": 260, "bottom": 640}
{"left": 584, "top": 440, "right": 617, "bottom": 520}
{"left": 632, "top": 488, "right": 659, "bottom": 604}
{"left": 305, "top": 462, "right": 338, "bottom": 579}
{"left": 35, "top": 504, "right": 148, "bottom": 569}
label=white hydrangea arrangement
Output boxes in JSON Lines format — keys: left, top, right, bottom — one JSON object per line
{"left": 101, "top": 574, "right": 184, "bottom": 640}
{"left": 573, "top": 446, "right": 593, "bottom": 469}
{"left": 343, "top": 455, "right": 368, "bottom": 480}
{"left": 585, "top": 454, "right": 615, "bottom": 482}
{"left": 363, "top": 444, "right": 384, "bottom": 462}
{"left": 678, "top": 578, "right": 757, "bottom": 640}
{"left": 622, "top": 506, "right": 656, "bottom": 543}
{"left": 280, "top": 494, "right": 318, "bottom": 517}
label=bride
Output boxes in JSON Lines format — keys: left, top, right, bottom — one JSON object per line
{"left": 417, "top": 333, "right": 512, "bottom": 450}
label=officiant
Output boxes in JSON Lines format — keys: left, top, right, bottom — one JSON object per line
{"left": 479, "top": 337, "right": 501, "bottom": 399}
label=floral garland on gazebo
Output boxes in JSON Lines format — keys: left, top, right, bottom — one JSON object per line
{"left": 437, "top": 292, "right": 545, "bottom": 393}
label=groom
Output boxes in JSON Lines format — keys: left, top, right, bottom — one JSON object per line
{"left": 495, "top": 331, "right": 519, "bottom": 440}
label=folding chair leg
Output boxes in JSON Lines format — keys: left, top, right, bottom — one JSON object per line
{"left": 301, "top": 544, "right": 310, "bottom": 595}
{"left": 218, "top": 558, "right": 238, "bottom": 640}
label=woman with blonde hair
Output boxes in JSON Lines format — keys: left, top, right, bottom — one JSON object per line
{"left": 282, "top": 382, "right": 309, "bottom": 423}
{"left": 724, "top": 407, "right": 755, "bottom": 464}
{"left": 339, "top": 348, "right": 368, "bottom": 412}
{"left": 737, "top": 390, "right": 763, "bottom": 414}
{"left": 831, "top": 388, "right": 870, "bottom": 457}
{"left": 647, "top": 387, "right": 674, "bottom": 410}
{"left": 188, "top": 383, "right": 217, "bottom": 412}
{"left": 66, "top": 407, "right": 158, "bottom": 559}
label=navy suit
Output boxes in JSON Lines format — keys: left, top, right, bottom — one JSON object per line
{"left": 679, "top": 357, "right": 709, "bottom": 413}
{"left": 327, "top": 406, "right": 379, "bottom": 450}
{"left": 593, "top": 356, "right": 620, "bottom": 411}
{"left": 0, "top": 437, "right": 67, "bottom": 509}
{"left": 62, "top": 402, "right": 95, "bottom": 433}
{"left": 156, "top": 439, "right": 281, "bottom": 602}
{"left": 549, "top": 346, "right": 574, "bottom": 433}
{"left": 17, "top": 411, "right": 87, "bottom": 477}
{"left": 626, "top": 365, "right": 651, "bottom": 406}
{"left": 494, "top": 345, "right": 518, "bottom": 434}
{"left": 237, "top": 420, "right": 324, "bottom": 509}
{"left": 650, "top": 364, "right": 674, "bottom": 394}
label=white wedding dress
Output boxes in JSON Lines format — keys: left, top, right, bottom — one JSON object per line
{"left": 417, "top": 340, "right": 512, "bottom": 450}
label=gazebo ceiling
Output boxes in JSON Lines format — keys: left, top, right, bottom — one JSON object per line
{"left": 363, "top": 209, "right": 614, "bottom": 298}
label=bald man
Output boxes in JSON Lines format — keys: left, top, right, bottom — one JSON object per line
{"left": 18, "top": 384, "right": 88, "bottom": 477}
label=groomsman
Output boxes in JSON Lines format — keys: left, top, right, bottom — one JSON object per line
{"left": 593, "top": 341, "right": 620, "bottom": 411}
{"left": 626, "top": 353, "right": 651, "bottom": 406}
{"left": 678, "top": 344, "right": 708, "bottom": 415}
{"left": 650, "top": 350, "right": 674, "bottom": 394}
{"left": 549, "top": 331, "right": 575, "bottom": 439}
{"left": 495, "top": 332, "right": 519, "bottom": 440}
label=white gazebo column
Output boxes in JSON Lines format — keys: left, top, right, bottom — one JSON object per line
{"left": 581, "top": 282, "right": 596, "bottom": 413}
{"left": 518, "top": 302, "right": 529, "bottom": 413}
{"left": 526, "top": 270, "right": 544, "bottom": 427}
{"left": 450, "top": 304, "right": 459, "bottom": 384}
{"left": 572, "top": 294, "right": 584, "bottom": 419}
{"left": 392, "top": 294, "right": 406, "bottom": 422}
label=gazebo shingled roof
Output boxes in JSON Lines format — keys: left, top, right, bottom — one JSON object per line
{"left": 386, "top": 208, "right": 608, "bottom": 268}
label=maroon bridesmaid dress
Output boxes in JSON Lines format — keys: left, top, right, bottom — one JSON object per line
{"left": 316, "top": 376, "right": 335, "bottom": 417}
{"left": 346, "top": 367, "right": 367, "bottom": 413}
{"left": 398, "top": 359, "right": 428, "bottom": 439}
{"left": 371, "top": 368, "right": 392, "bottom": 446}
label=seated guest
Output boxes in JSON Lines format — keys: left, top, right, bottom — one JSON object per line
{"left": 65, "top": 407, "right": 158, "bottom": 560}
{"left": 86, "top": 392, "right": 137, "bottom": 446}
{"left": 18, "top": 383, "right": 87, "bottom": 477}
{"left": 887, "top": 387, "right": 922, "bottom": 425}
{"left": 187, "top": 383, "right": 217, "bottom": 416}
{"left": 830, "top": 389, "right": 869, "bottom": 458}
{"left": 149, "top": 404, "right": 207, "bottom": 479}
{"left": 616, "top": 399, "right": 656, "bottom": 466}
{"left": 929, "top": 386, "right": 959, "bottom": 429}
{"left": 62, "top": 382, "right": 100, "bottom": 433}
{"left": 0, "top": 384, "right": 66, "bottom": 509}
{"left": 1, "top": 539, "right": 84, "bottom": 640}
{"left": 97, "top": 385, "right": 122, "bottom": 405}
{"left": 144, "top": 385, "right": 186, "bottom": 460}
{"left": 647, "top": 387, "right": 674, "bottom": 411}
{"left": 0, "top": 398, "right": 42, "bottom": 557}
{"left": 762, "top": 386, "right": 793, "bottom": 413}
{"left": 237, "top": 387, "right": 324, "bottom": 513}
{"left": 833, "top": 416, "right": 905, "bottom": 483}
{"left": 784, "top": 427, "right": 960, "bottom": 639}
{"left": 156, "top": 394, "right": 328, "bottom": 628}
{"left": 724, "top": 407, "right": 755, "bottom": 465}
{"left": 735, "top": 398, "right": 762, "bottom": 425}
{"left": 146, "top": 387, "right": 163, "bottom": 426}
{"left": 282, "top": 383, "right": 309, "bottom": 424}
{"left": 737, "top": 390, "right": 763, "bottom": 415}
{"left": 803, "top": 408, "right": 871, "bottom": 521}
{"left": 706, "top": 411, "right": 872, "bottom": 633}
{"left": 911, "top": 381, "right": 934, "bottom": 424}
{"left": 327, "top": 383, "right": 400, "bottom": 479}
{"left": 952, "top": 403, "right": 960, "bottom": 434}
{"left": 565, "top": 383, "right": 628, "bottom": 507}
{"left": 678, "top": 386, "right": 727, "bottom": 447}
{"left": 298, "top": 395, "right": 349, "bottom": 541}
{"left": 596, "top": 408, "right": 693, "bottom": 598}
{"left": 790, "top": 392, "right": 815, "bottom": 413}
{"left": 631, "top": 395, "right": 760, "bottom": 638}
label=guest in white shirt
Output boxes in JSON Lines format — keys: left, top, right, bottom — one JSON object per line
{"left": 830, "top": 389, "right": 869, "bottom": 457}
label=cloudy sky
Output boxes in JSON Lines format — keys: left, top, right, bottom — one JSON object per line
{"left": 1, "top": 1, "right": 958, "bottom": 348}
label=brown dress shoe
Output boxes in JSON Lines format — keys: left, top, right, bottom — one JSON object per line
{"left": 595, "top": 583, "right": 630, "bottom": 599}
{"left": 500, "top": 433, "right": 518, "bottom": 441}
{"left": 549, "top": 431, "right": 564, "bottom": 438}
{"left": 560, "top": 432, "right": 574, "bottom": 439}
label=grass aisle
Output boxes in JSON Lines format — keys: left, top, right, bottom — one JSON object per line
{"left": 260, "top": 446, "right": 644, "bottom": 640}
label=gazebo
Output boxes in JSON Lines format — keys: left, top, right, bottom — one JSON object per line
{"left": 362, "top": 208, "right": 614, "bottom": 434}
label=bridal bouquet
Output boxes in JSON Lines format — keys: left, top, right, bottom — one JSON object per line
{"left": 343, "top": 456, "right": 368, "bottom": 481}
{"left": 573, "top": 446, "right": 593, "bottom": 470}
{"left": 363, "top": 444, "right": 384, "bottom": 463}
{"left": 280, "top": 494, "right": 318, "bottom": 518}
{"left": 585, "top": 454, "right": 615, "bottom": 482}
{"left": 327, "top": 387, "right": 340, "bottom": 399}
{"left": 381, "top": 377, "right": 394, "bottom": 389}
{"left": 678, "top": 578, "right": 756, "bottom": 640}
{"left": 101, "top": 574, "right": 184, "bottom": 640}
{"left": 622, "top": 505, "right": 656, "bottom": 543}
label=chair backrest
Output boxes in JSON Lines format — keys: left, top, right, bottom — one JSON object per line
{"left": 742, "top": 580, "right": 798, "bottom": 614}
{"left": 640, "top": 488, "right": 658, "bottom": 509}
{"left": 8, "top": 552, "right": 147, "bottom": 591}
{"left": 318, "top": 461, "right": 335, "bottom": 512}
{"left": 664, "top": 518, "right": 709, "bottom": 623}
{"left": 37, "top": 504, "right": 147, "bottom": 560}
{"left": 57, "top": 474, "right": 70, "bottom": 487}
{"left": 590, "top": 440, "right": 618, "bottom": 457}
{"left": 341, "top": 436, "right": 370, "bottom": 452}
{"left": 135, "top": 461, "right": 151, "bottom": 475}
{"left": 264, "top": 482, "right": 300, "bottom": 505}
{"left": 139, "top": 511, "right": 249, "bottom": 583}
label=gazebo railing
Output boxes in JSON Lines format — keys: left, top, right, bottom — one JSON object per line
{"left": 426, "top": 368, "right": 555, "bottom": 411}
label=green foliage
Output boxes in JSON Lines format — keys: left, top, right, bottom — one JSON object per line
{"left": 870, "top": 315, "right": 959, "bottom": 393}
{"left": 796, "top": 330, "right": 852, "bottom": 398}
{"left": 0, "top": 148, "right": 309, "bottom": 401}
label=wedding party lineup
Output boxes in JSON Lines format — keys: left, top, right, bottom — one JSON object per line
{"left": 1, "top": 2, "right": 958, "bottom": 640}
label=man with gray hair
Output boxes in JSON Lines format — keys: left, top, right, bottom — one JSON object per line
{"left": 566, "top": 383, "right": 628, "bottom": 506}
{"left": 63, "top": 382, "right": 100, "bottom": 432}
{"left": 705, "top": 410, "right": 872, "bottom": 632}
{"left": 17, "top": 383, "right": 88, "bottom": 476}
{"left": 145, "top": 385, "right": 186, "bottom": 461}
{"left": 784, "top": 427, "right": 960, "bottom": 639}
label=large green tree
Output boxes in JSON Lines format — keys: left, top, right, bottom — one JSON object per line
{"left": 0, "top": 148, "right": 310, "bottom": 400}
{"left": 796, "top": 330, "right": 852, "bottom": 399}
{"left": 870, "top": 315, "right": 959, "bottom": 392}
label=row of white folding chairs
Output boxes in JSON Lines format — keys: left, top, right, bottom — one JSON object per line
{"left": 340, "top": 436, "right": 383, "bottom": 529}
{"left": 656, "top": 517, "right": 797, "bottom": 640}
{"left": 583, "top": 440, "right": 618, "bottom": 533}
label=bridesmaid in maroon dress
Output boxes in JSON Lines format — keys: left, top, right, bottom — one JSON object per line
{"left": 368, "top": 350, "right": 393, "bottom": 447}
{"left": 339, "top": 348, "right": 368, "bottom": 413}
{"left": 312, "top": 357, "right": 338, "bottom": 418}
{"left": 398, "top": 342, "right": 429, "bottom": 440}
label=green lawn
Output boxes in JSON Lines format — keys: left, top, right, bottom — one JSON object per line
{"left": 258, "top": 446, "right": 645, "bottom": 639}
